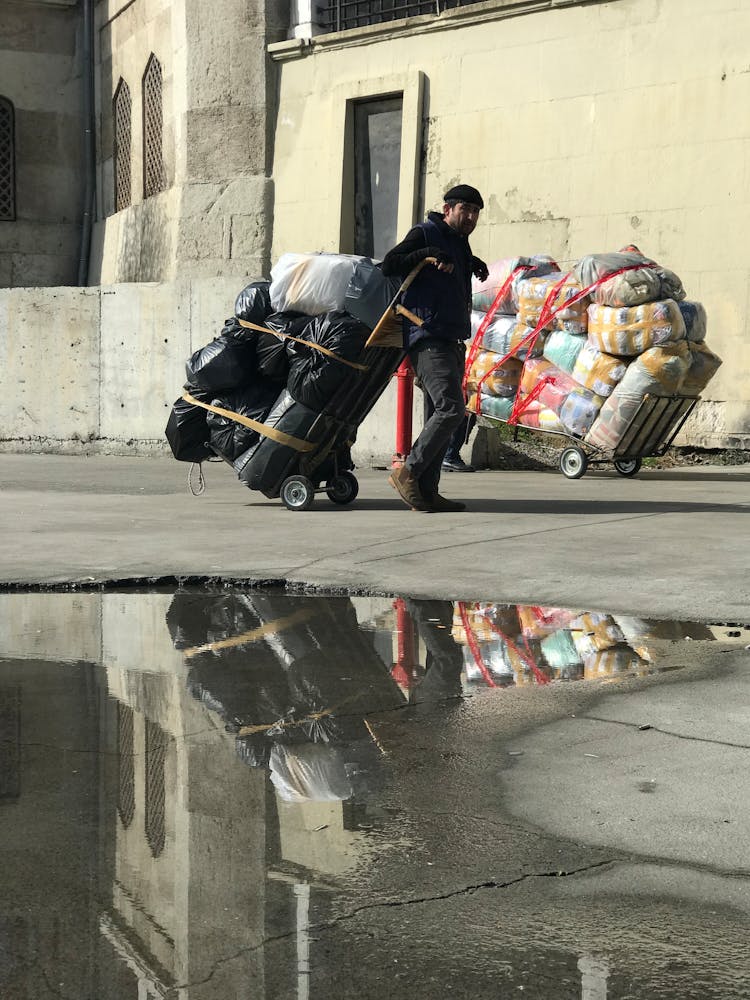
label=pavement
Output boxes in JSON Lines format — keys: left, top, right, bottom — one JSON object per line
{"left": 1, "top": 452, "right": 749, "bottom": 620}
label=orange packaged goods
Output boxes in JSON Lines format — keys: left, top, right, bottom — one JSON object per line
{"left": 516, "top": 274, "right": 589, "bottom": 335}
{"left": 682, "top": 341, "right": 722, "bottom": 395}
{"left": 466, "top": 350, "right": 522, "bottom": 397}
{"left": 519, "top": 357, "right": 580, "bottom": 414}
{"left": 587, "top": 299, "right": 686, "bottom": 356}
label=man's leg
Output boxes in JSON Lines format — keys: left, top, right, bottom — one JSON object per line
{"left": 442, "top": 414, "right": 475, "bottom": 473}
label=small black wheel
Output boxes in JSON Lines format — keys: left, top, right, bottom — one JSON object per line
{"left": 326, "top": 471, "right": 359, "bottom": 505}
{"left": 559, "top": 447, "right": 588, "bottom": 479}
{"left": 280, "top": 475, "right": 315, "bottom": 511}
{"left": 614, "top": 457, "right": 642, "bottom": 477}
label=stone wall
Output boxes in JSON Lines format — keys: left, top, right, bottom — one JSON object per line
{"left": 0, "top": 0, "right": 85, "bottom": 287}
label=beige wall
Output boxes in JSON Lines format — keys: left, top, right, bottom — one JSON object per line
{"left": 269, "top": 0, "right": 750, "bottom": 448}
{"left": 0, "top": 0, "right": 84, "bottom": 287}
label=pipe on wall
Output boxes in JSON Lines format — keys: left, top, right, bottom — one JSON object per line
{"left": 77, "top": 0, "right": 96, "bottom": 286}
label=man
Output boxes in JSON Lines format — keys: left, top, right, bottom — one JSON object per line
{"left": 381, "top": 184, "right": 488, "bottom": 512}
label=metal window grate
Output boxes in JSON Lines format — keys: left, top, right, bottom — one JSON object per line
{"left": 320, "top": 0, "right": 475, "bottom": 31}
{"left": 142, "top": 55, "right": 166, "bottom": 199}
{"left": 117, "top": 701, "right": 135, "bottom": 829}
{"left": 144, "top": 717, "right": 167, "bottom": 858}
{"left": 113, "top": 80, "right": 132, "bottom": 212}
{"left": 0, "top": 97, "right": 15, "bottom": 221}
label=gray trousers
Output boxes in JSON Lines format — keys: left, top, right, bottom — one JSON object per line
{"left": 404, "top": 337, "right": 466, "bottom": 497}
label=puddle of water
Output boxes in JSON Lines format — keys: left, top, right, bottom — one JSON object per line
{"left": 0, "top": 589, "right": 747, "bottom": 999}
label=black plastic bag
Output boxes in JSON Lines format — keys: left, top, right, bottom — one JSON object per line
{"left": 206, "top": 379, "right": 281, "bottom": 461}
{"left": 185, "top": 332, "right": 256, "bottom": 391}
{"left": 343, "top": 258, "right": 400, "bottom": 330}
{"left": 165, "top": 390, "right": 214, "bottom": 463}
{"left": 256, "top": 312, "right": 307, "bottom": 382}
{"left": 286, "top": 311, "right": 370, "bottom": 411}
{"left": 234, "top": 280, "right": 272, "bottom": 325}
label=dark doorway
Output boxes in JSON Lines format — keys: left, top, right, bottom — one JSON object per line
{"left": 353, "top": 96, "right": 403, "bottom": 259}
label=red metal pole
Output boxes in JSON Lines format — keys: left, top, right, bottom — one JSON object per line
{"left": 391, "top": 358, "right": 414, "bottom": 469}
{"left": 391, "top": 597, "right": 422, "bottom": 692}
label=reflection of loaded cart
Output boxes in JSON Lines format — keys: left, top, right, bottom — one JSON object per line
{"left": 479, "top": 392, "right": 699, "bottom": 480}
{"left": 466, "top": 260, "right": 701, "bottom": 480}
{"left": 182, "top": 259, "right": 432, "bottom": 511}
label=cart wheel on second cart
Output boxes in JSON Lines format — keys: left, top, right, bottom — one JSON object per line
{"left": 280, "top": 475, "right": 315, "bottom": 511}
{"left": 614, "top": 457, "right": 642, "bottom": 477}
{"left": 326, "top": 471, "right": 359, "bottom": 505}
{"left": 560, "top": 447, "right": 588, "bottom": 479}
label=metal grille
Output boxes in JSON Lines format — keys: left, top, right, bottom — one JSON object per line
{"left": 113, "top": 80, "right": 132, "bottom": 212}
{"left": 144, "top": 717, "right": 167, "bottom": 858}
{"left": 0, "top": 97, "right": 15, "bottom": 221}
{"left": 320, "top": 0, "right": 475, "bottom": 31}
{"left": 142, "top": 55, "right": 166, "bottom": 199}
{"left": 117, "top": 701, "right": 135, "bottom": 828}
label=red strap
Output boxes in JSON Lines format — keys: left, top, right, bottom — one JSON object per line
{"left": 480, "top": 613, "right": 551, "bottom": 686}
{"left": 458, "top": 602, "right": 497, "bottom": 688}
{"left": 463, "top": 265, "right": 532, "bottom": 397}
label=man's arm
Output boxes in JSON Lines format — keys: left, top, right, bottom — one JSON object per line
{"left": 381, "top": 226, "right": 449, "bottom": 277}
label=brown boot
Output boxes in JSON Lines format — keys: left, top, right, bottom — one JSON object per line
{"left": 425, "top": 492, "right": 466, "bottom": 513}
{"left": 388, "top": 464, "right": 431, "bottom": 511}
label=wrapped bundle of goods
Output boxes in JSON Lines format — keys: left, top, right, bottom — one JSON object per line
{"left": 543, "top": 329, "right": 587, "bottom": 373}
{"left": 574, "top": 250, "right": 685, "bottom": 307}
{"left": 558, "top": 387, "right": 605, "bottom": 438}
{"left": 516, "top": 273, "right": 589, "bottom": 334}
{"left": 682, "top": 341, "right": 723, "bottom": 396}
{"left": 515, "top": 400, "right": 564, "bottom": 432}
{"left": 518, "top": 605, "right": 579, "bottom": 638}
{"left": 571, "top": 342, "right": 628, "bottom": 397}
{"left": 452, "top": 602, "right": 520, "bottom": 643}
{"left": 581, "top": 389, "right": 643, "bottom": 452}
{"left": 583, "top": 646, "right": 650, "bottom": 679}
{"left": 470, "top": 311, "right": 545, "bottom": 359}
{"left": 465, "top": 349, "right": 522, "bottom": 397}
{"left": 471, "top": 254, "right": 559, "bottom": 313}
{"left": 570, "top": 613, "right": 625, "bottom": 658}
{"left": 587, "top": 299, "right": 686, "bottom": 356}
{"left": 540, "top": 629, "right": 582, "bottom": 670}
{"left": 518, "top": 358, "right": 581, "bottom": 415}
{"left": 615, "top": 341, "right": 691, "bottom": 396}
{"left": 678, "top": 301, "right": 708, "bottom": 342}
{"left": 467, "top": 392, "right": 513, "bottom": 421}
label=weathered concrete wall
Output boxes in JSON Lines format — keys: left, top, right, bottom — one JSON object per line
{"left": 269, "top": 0, "right": 750, "bottom": 449}
{"left": 0, "top": 0, "right": 84, "bottom": 287}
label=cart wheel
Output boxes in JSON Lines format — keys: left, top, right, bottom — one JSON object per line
{"left": 280, "top": 475, "right": 315, "bottom": 511}
{"left": 614, "top": 457, "right": 642, "bottom": 477}
{"left": 560, "top": 447, "right": 588, "bottom": 479}
{"left": 326, "top": 471, "right": 359, "bottom": 505}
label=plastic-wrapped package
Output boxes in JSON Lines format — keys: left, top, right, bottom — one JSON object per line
{"left": 583, "top": 645, "right": 649, "bottom": 679}
{"left": 516, "top": 274, "right": 589, "bottom": 334}
{"left": 185, "top": 332, "right": 256, "bottom": 391}
{"left": 570, "top": 612, "right": 624, "bottom": 651}
{"left": 165, "top": 390, "right": 214, "bottom": 463}
{"left": 584, "top": 389, "right": 643, "bottom": 452}
{"left": 587, "top": 299, "right": 686, "bottom": 356}
{"left": 270, "top": 252, "right": 370, "bottom": 316}
{"left": 471, "top": 254, "right": 559, "bottom": 313}
{"left": 515, "top": 399, "right": 564, "bottom": 433}
{"left": 286, "top": 311, "right": 371, "bottom": 411}
{"left": 543, "top": 330, "right": 587, "bottom": 373}
{"left": 681, "top": 341, "right": 722, "bottom": 395}
{"left": 234, "top": 280, "right": 273, "bottom": 324}
{"left": 465, "top": 349, "right": 522, "bottom": 397}
{"left": 205, "top": 380, "right": 280, "bottom": 461}
{"left": 471, "top": 311, "right": 546, "bottom": 359}
{"left": 678, "top": 301, "right": 708, "bottom": 342}
{"left": 519, "top": 605, "right": 578, "bottom": 638}
{"left": 540, "top": 629, "right": 582, "bottom": 670}
{"left": 616, "top": 341, "right": 690, "bottom": 396}
{"left": 466, "top": 391, "right": 513, "bottom": 421}
{"left": 571, "top": 342, "right": 627, "bottom": 397}
{"left": 574, "top": 251, "right": 685, "bottom": 307}
{"left": 269, "top": 744, "right": 353, "bottom": 802}
{"left": 558, "top": 387, "right": 605, "bottom": 438}
{"left": 343, "top": 258, "right": 400, "bottom": 330}
{"left": 519, "top": 358, "right": 580, "bottom": 414}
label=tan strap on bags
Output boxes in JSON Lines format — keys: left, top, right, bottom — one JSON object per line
{"left": 182, "top": 391, "right": 317, "bottom": 453}
{"left": 237, "top": 319, "right": 369, "bottom": 371}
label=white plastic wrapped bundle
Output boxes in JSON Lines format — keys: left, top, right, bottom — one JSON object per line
{"left": 587, "top": 299, "right": 686, "bottom": 356}
{"left": 583, "top": 646, "right": 649, "bottom": 678}
{"left": 574, "top": 251, "right": 685, "bottom": 307}
{"left": 558, "top": 387, "right": 605, "bottom": 438}
{"left": 516, "top": 274, "right": 589, "bottom": 334}
{"left": 541, "top": 629, "right": 582, "bottom": 670}
{"left": 543, "top": 330, "right": 587, "bottom": 373}
{"left": 571, "top": 342, "right": 627, "bottom": 397}
{"left": 270, "top": 252, "right": 368, "bottom": 316}
{"left": 678, "top": 301, "right": 708, "bottom": 342}
{"left": 471, "top": 255, "right": 559, "bottom": 313}
{"left": 470, "top": 311, "right": 546, "bottom": 359}
{"left": 584, "top": 389, "right": 643, "bottom": 452}
{"left": 616, "top": 341, "right": 690, "bottom": 396}
{"left": 519, "top": 358, "right": 581, "bottom": 415}
{"left": 269, "top": 744, "right": 353, "bottom": 802}
{"left": 515, "top": 399, "right": 564, "bottom": 433}
{"left": 681, "top": 341, "right": 722, "bottom": 395}
{"left": 465, "top": 349, "right": 522, "bottom": 397}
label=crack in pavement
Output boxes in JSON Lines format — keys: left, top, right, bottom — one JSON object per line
{"left": 170, "top": 859, "right": 617, "bottom": 994}
{"left": 582, "top": 714, "right": 750, "bottom": 750}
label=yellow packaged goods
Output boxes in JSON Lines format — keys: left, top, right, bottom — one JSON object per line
{"left": 681, "top": 342, "right": 722, "bottom": 395}
{"left": 516, "top": 274, "right": 589, "bottom": 334}
{"left": 466, "top": 350, "right": 522, "bottom": 397}
{"left": 570, "top": 613, "right": 624, "bottom": 653}
{"left": 471, "top": 255, "right": 559, "bottom": 313}
{"left": 571, "top": 342, "right": 627, "bottom": 397}
{"left": 574, "top": 251, "right": 685, "bottom": 307}
{"left": 587, "top": 300, "right": 686, "bottom": 356}
{"left": 583, "top": 646, "right": 650, "bottom": 679}
{"left": 470, "top": 311, "right": 546, "bottom": 359}
{"left": 616, "top": 341, "right": 690, "bottom": 396}
{"left": 519, "top": 358, "right": 580, "bottom": 414}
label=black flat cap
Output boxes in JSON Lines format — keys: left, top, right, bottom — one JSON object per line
{"left": 443, "top": 184, "right": 484, "bottom": 209}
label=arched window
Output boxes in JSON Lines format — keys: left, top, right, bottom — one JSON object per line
{"left": 116, "top": 701, "right": 135, "bottom": 828}
{"left": 0, "top": 97, "right": 15, "bottom": 221}
{"left": 144, "top": 717, "right": 168, "bottom": 858}
{"left": 142, "top": 55, "right": 166, "bottom": 198}
{"left": 113, "top": 79, "right": 132, "bottom": 212}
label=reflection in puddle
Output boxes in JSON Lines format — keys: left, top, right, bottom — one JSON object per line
{"left": 0, "top": 589, "right": 741, "bottom": 1000}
